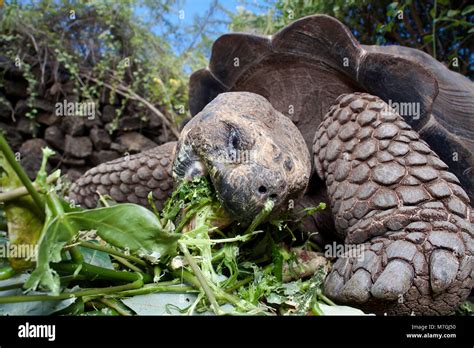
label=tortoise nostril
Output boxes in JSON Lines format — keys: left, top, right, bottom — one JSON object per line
{"left": 269, "top": 193, "right": 278, "bottom": 200}
{"left": 258, "top": 185, "right": 267, "bottom": 194}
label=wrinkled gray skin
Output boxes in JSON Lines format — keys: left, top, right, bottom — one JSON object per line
{"left": 173, "top": 92, "right": 310, "bottom": 223}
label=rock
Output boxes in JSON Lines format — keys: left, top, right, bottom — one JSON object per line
{"left": 3, "top": 79, "right": 28, "bottom": 98}
{"left": 48, "top": 153, "right": 62, "bottom": 166}
{"left": 19, "top": 139, "right": 50, "bottom": 179}
{"left": 32, "top": 98, "right": 55, "bottom": 112}
{"left": 101, "top": 105, "right": 116, "bottom": 123}
{"left": 36, "top": 112, "right": 60, "bottom": 126}
{"left": 64, "top": 135, "right": 93, "bottom": 158}
{"left": 110, "top": 142, "right": 126, "bottom": 153}
{"left": 61, "top": 117, "right": 86, "bottom": 136}
{"left": 15, "top": 117, "right": 38, "bottom": 136}
{"left": 62, "top": 157, "right": 87, "bottom": 166}
{"left": 44, "top": 126, "right": 65, "bottom": 150}
{"left": 90, "top": 127, "right": 111, "bottom": 150}
{"left": 0, "top": 122, "right": 23, "bottom": 149}
{"left": 91, "top": 150, "right": 120, "bottom": 166}
{"left": 119, "top": 115, "right": 146, "bottom": 131}
{"left": 0, "top": 94, "right": 13, "bottom": 119}
{"left": 14, "top": 100, "right": 28, "bottom": 117}
{"left": 118, "top": 132, "right": 157, "bottom": 153}
{"left": 84, "top": 116, "right": 102, "bottom": 129}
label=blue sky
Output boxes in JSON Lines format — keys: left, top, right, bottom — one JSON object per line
{"left": 135, "top": 0, "right": 256, "bottom": 54}
{"left": 176, "top": 0, "right": 241, "bottom": 26}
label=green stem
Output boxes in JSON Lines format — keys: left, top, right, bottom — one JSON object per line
{"left": 0, "top": 265, "right": 16, "bottom": 280}
{"left": 319, "top": 293, "right": 336, "bottom": 306}
{"left": 244, "top": 200, "right": 274, "bottom": 235}
{"left": 225, "top": 276, "right": 253, "bottom": 293}
{"left": 111, "top": 255, "right": 143, "bottom": 273}
{"left": 173, "top": 269, "right": 263, "bottom": 314}
{"left": 311, "top": 301, "right": 324, "bottom": 316}
{"left": 0, "top": 171, "right": 59, "bottom": 203}
{"left": 112, "top": 282, "right": 196, "bottom": 297}
{"left": 46, "top": 192, "right": 83, "bottom": 263}
{"left": 175, "top": 201, "right": 210, "bottom": 234}
{"left": 0, "top": 274, "right": 88, "bottom": 292}
{"left": 179, "top": 242, "right": 222, "bottom": 315}
{"left": 77, "top": 241, "right": 147, "bottom": 267}
{"left": 0, "top": 133, "right": 45, "bottom": 218}
{"left": 0, "top": 278, "right": 143, "bottom": 304}
{"left": 99, "top": 298, "right": 133, "bottom": 316}
{"left": 52, "top": 262, "right": 152, "bottom": 283}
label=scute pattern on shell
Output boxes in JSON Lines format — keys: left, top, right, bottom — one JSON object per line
{"left": 313, "top": 93, "right": 473, "bottom": 315}
{"left": 69, "top": 142, "right": 176, "bottom": 209}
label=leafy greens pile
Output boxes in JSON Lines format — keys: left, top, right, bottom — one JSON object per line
{"left": 0, "top": 133, "right": 368, "bottom": 316}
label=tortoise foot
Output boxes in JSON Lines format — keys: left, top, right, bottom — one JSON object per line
{"left": 314, "top": 93, "right": 473, "bottom": 315}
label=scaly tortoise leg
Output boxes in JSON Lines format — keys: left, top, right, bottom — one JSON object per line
{"left": 313, "top": 93, "right": 473, "bottom": 315}
{"left": 69, "top": 142, "right": 176, "bottom": 209}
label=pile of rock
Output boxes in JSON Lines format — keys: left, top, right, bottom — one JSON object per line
{"left": 0, "top": 63, "right": 173, "bottom": 182}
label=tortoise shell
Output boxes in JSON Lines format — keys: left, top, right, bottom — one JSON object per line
{"left": 188, "top": 15, "right": 473, "bottom": 203}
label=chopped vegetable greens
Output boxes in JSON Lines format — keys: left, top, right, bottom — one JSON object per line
{"left": 0, "top": 133, "right": 370, "bottom": 316}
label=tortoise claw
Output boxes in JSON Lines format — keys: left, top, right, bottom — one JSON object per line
{"left": 371, "top": 259, "right": 414, "bottom": 301}
{"left": 430, "top": 249, "right": 459, "bottom": 293}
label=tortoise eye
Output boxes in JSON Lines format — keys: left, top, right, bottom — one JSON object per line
{"left": 229, "top": 128, "right": 241, "bottom": 149}
{"left": 224, "top": 121, "right": 254, "bottom": 150}
{"left": 225, "top": 123, "right": 244, "bottom": 149}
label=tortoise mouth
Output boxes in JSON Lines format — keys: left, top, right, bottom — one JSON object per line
{"left": 174, "top": 148, "right": 286, "bottom": 224}
{"left": 206, "top": 159, "right": 288, "bottom": 224}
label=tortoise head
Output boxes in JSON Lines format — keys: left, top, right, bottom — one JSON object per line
{"left": 173, "top": 92, "right": 311, "bottom": 223}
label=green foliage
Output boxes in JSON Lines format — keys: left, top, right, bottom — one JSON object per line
{"left": 0, "top": 134, "right": 342, "bottom": 315}
{"left": 0, "top": 0, "right": 193, "bottom": 130}
{"left": 0, "top": 151, "right": 43, "bottom": 271}
{"left": 25, "top": 203, "right": 180, "bottom": 294}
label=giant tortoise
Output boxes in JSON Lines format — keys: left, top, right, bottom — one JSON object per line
{"left": 70, "top": 15, "right": 473, "bottom": 315}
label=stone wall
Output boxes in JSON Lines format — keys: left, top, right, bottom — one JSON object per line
{"left": 0, "top": 61, "right": 174, "bottom": 182}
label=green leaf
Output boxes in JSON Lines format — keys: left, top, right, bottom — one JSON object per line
{"left": 0, "top": 274, "right": 75, "bottom": 315}
{"left": 77, "top": 243, "right": 113, "bottom": 270}
{"left": 122, "top": 292, "right": 196, "bottom": 315}
{"left": 25, "top": 204, "right": 180, "bottom": 294}
{"left": 461, "top": 5, "right": 474, "bottom": 16}
{"left": 0, "top": 152, "right": 43, "bottom": 271}
{"left": 271, "top": 244, "right": 284, "bottom": 282}
{"left": 447, "top": 10, "right": 460, "bottom": 17}
{"left": 423, "top": 34, "right": 433, "bottom": 43}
